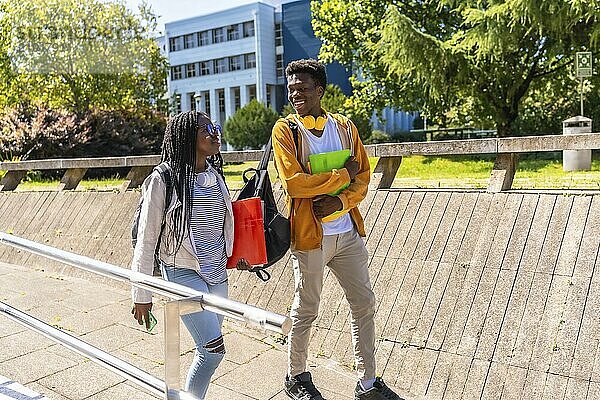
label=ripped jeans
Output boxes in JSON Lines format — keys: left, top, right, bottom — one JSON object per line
{"left": 161, "top": 266, "right": 228, "bottom": 399}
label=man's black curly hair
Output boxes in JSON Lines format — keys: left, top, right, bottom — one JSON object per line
{"left": 285, "top": 58, "right": 327, "bottom": 90}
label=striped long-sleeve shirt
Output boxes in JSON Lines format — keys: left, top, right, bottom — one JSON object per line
{"left": 190, "top": 170, "right": 228, "bottom": 284}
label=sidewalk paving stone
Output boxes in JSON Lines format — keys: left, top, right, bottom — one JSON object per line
{"left": 0, "top": 261, "right": 403, "bottom": 399}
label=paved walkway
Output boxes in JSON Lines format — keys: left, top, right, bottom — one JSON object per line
{"left": 0, "top": 261, "right": 407, "bottom": 400}
{"left": 1, "top": 374, "right": 50, "bottom": 400}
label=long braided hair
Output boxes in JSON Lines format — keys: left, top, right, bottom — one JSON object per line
{"left": 161, "top": 110, "right": 225, "bottom": 255}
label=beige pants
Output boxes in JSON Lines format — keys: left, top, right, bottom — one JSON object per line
{"left": 288, "top": 228, "right": 376, "bottom": 380}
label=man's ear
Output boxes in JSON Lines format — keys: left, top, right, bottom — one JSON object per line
{"left": 318, "top": 85, "right": 325, "bottom": 99}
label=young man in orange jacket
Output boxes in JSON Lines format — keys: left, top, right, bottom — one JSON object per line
{"left": 272, "top": 58, "right": 402, "bottom": 400}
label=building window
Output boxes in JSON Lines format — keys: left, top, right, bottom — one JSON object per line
{"left": 203, "top": 91, "right": 210, "bottom": 114}
{"left": 233, "top": 87, "right": 241, "bottom": 111}
{"left": 243, "top": 21, "right": 254, "bottom": 38}
{"left": 199, "top": 61, "right": 211, "bottom": 76}
{"left": 227, "top": 24, "right": 241, "bottom": 41}
{"left": 266, "top": 85, "right": 272, "bottom": 107}
{"left": 174, "top": 94, "right": 181, "bottom": 113}
{"left": 229, "top": 55, "right": 242, "bottom": 71}
{"left": 244, "top": 53, "right": 256, "bottom": 69}
{"left": 169, "top": 36, "right": 183, "bottom": 52}
{"left": 213, "top": 27, "right": 225, "bottom": 43}
{"left": 184, "top": 33, "right": 197, "bottom": 49}
{"left": 199, "top": 30, "right": 211, "bottom": 46}
{"left": 214, "top": 58, "right": 227, "bottom": 74}
{"left": 171, "top": 65, "right": 183, "bottom": 80}
{"left": 190, "top": 93, "right": 197, "bottom": 111}
{"left": 276, "top": 54, "right": 284, "bottom": 78}
{"left": 275, "top": 23, "right": 282, "bottom": 47}
{"left": 217, "top": 89, "right": 226, "bottom": 123}
{"left": 186, "top": 63, "right": 197, "bottom": 78}
{"left": 248, "top": 85, "right": 256, "bottom": 101}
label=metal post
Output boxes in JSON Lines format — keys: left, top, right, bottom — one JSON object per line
{"left": 164, "top": 301, "right": 182, "bottom": 397}
{"left": 580, "top": 77, "right": 584, "bottom": 116}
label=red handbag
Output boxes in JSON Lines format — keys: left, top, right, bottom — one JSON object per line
{"left": 226, "top": 197, "right": 267, "bottom": 268}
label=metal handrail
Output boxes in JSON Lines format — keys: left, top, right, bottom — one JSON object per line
{"left": 0, "top": 232, "right": 291, "bottom": 334}
{"left": 0, "top": 232, "right": 292, "bottom": 399}
{"left": 0, "top": 301, "right": 171, "bottom": 398}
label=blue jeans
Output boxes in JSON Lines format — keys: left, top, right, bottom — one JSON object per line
{"left": 161, "top": 266, "right": 228, "bottom": 399}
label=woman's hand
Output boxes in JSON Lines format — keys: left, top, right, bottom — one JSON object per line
{"left": 236, "top": 258, "right": 252, "bottom": 270}
{"left": 131, "top": 302, "right": 153, "bottom": 330}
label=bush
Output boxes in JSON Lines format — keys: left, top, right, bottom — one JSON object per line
{"left": 0, "top": 104, "right": 166, "bottom": 161}
{"left": 224, "top": 99, "right": 279, "bottom": 150}
{"left": 0, "top": 104, "right": 89, "bottom": 160}
{"left": 363, "top": 130, "right": 391, "bottom": 144}
{"left": 393, "top": 130, "right": 427, "bottom": 142}
{"left": 82, "top": 109, "right": 166, "bottom": 157}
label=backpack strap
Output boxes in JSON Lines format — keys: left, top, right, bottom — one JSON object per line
{"left": 152, "top": 162, "right": 173, "bottom": 273}
{"left": 288, "top": 120, "right": 299, "bottom": 152}
{"left": 155, "top": 163, "right": 173, "bottom": 211}
{"left": 261, "top": 120, "right": 299, "bottom": 171}
{"left": 248, "top": 266, "right": 271, "bottom": 282}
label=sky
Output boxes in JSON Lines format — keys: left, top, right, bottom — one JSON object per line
{"left": 124, "top": 0, "right": 282, "bottom": 33}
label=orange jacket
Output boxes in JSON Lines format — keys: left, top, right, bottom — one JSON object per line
{"left": 271, "top": 113, "right": 370, "bottom": 251}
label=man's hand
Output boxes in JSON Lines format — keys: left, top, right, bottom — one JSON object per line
{"left": 236, "top": 258, "right": 252, "bottom": 270}
{"left": 132, "top": 303, "right": 152, "bottom": 330}
{"left": 344, "top": 156, "right": 359, "bottom": 180}
{"left": 313, "top": 195, "right": 343, "bottom": 218}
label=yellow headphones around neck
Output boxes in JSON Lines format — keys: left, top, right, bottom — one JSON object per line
{"left": 297, "top": 114, "right": 327, "bottom": 130}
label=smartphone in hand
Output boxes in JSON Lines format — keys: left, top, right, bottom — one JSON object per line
{"left": 147, "top": 311, "right": 157, "bottom": 333}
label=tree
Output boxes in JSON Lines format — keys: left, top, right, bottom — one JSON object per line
{"left": 0, "top": 0, "right": 167, "bottom": 113}
{"left": 313, "top": 0, "right": 600, "bottom": 136}
{"left": 224, "top": 100, "right": 279, "bottom": 150}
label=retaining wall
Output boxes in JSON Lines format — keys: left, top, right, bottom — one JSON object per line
{"left": 0, "top": 189, "right": 598, "bottom": 399}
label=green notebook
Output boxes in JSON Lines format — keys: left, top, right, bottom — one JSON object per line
{"left": 308, "top": 149, "right": 351, "bottom": 196}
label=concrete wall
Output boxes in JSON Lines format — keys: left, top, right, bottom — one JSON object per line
{"left": 0, "top": 189, "right": 598, "bottom": 398}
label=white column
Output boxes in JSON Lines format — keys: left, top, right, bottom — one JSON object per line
{"left": 224, "top": 87, "right": 234, "bottom": 121}
{"left": 193, "top": 93, "right": 201, "bottom": 112}
{"left": 240, "top": 84, "right": 249, "bottom": 107}
{"left": 180, "top": 92, "right": 191, "bottom": 111}
{"left": 198, "top": 92, "right": 206, "bottom": 113}
{"left": 253, "top": 10, "right": 266, "bottom": 103}
{"left": 209, "top": 89, "right": 219, "bottom": 123}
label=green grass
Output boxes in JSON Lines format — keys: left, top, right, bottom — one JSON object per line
{"left": 4, "top": 155, "right": 600, "bottom": 191}
{"left": 388, "top": 155, "right": 600, "bottom": 190}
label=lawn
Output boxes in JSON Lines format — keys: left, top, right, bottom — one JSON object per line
{"left": 387, "top": 155, "right": 600, "bottom": 190}
{"left": 5, "top": 154, "right": 600, "bottom": 191}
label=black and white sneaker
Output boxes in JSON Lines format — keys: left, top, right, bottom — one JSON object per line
{"left": 355, "top": 377, "right": 403, "bottom": 400}
{"left": 284, "top": 371, "right": 325, "bottom": 400}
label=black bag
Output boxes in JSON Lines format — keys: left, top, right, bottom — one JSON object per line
{"left": 131, "top": 162, "right": 173, "bottom": 276}
{"left": 237, "top": 134, "right": 296, "bottom": 281}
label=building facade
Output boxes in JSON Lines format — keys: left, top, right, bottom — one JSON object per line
{"left": 165, "top": 2, "right": 284, "bottom": 125}
{"left": 163, "top": 0, "right": 416, "bottom": 133}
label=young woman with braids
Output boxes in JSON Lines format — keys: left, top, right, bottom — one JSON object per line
{"left": 130, "top": 110, "right": 250, "bottom": 398}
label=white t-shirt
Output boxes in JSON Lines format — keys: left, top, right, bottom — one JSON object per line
{"left": 301, "top": 117, "right": 353, "bottom": 236}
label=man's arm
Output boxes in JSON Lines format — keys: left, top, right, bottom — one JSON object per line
{"left": 272, "top": 120, "right": 352, "bottom": 199}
